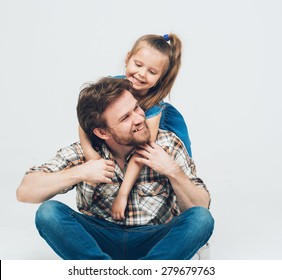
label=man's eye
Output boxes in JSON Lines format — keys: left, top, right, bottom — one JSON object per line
{"left": 122, "top": 115, "right": 129, "bottom": 121}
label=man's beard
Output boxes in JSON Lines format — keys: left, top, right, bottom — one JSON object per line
{"left": 108, "top": 123, "right": 151, "bottom": 147}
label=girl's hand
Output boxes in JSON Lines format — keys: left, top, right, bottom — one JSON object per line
{"left": 111, "top": 194, "right": 128, "bottom": 220}
{"left": 135, "top": 141, "right": 179, "bottom": 177}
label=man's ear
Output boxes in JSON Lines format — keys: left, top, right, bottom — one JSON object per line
{"left": 93, "top": 128, "right": 110, "bottom": 140}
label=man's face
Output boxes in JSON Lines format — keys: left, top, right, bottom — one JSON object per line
{"left": 102, "top": 90, "right": 151, "bottom": 146}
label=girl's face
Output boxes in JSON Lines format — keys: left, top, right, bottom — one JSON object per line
{"left": 125, "top": 43, "right": 168, "bottom": 97}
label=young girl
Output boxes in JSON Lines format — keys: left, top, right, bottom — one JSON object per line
{"left": 79, "top": 33, "right": 192, "bottom": 220}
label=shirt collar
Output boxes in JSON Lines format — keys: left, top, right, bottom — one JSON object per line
{"left": 100, "top": 143, "right": 135, "bottom": 163}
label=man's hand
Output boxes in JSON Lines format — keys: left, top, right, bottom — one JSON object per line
{"left": 17, "top": 158, "right": 115, "bottom": 204}
{"left": 77, "top": 159, "right": 115, "bottom": 185}
{"left": 135, "top": 141, "right": 179, "bottom": 177}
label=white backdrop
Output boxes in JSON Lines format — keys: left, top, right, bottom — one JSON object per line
{"left": 1, "top": 0, "right": 282, "bottom": 259}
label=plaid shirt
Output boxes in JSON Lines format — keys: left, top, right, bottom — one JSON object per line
{"left": 27, "top": 130, "right": 209, "bottom": 226}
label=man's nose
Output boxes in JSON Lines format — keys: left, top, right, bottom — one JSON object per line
{"left": 133, "top": 111, "right": 145, "bottom": 124}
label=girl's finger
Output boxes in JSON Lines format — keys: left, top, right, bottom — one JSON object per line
{"left": 135, "top": 157, "right": 150, "bottom": 167}
{"left": 149, "top": 141, "right": 159, "bottom": 149}
{"left": 138, "top": 144, "right": 153, "bottom": 153}
{"left": 135, "top": 149, "right": 150, "bottom": 158}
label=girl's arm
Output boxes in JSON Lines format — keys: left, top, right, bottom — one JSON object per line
{"left": 146, "top": 112, "right": 162, "bottom": 142}
{"left": 111, "top": 113, "right": 162, "bottom": 220}
{"left": 79, "top": 125, "right": 101, "bottom": 161}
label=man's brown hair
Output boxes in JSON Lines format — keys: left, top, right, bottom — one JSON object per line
{"left": 77, "top": 77, "right": 133, "bottom": 145}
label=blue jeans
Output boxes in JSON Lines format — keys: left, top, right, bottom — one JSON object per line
{"left": 35, "top": 200, "right": 214, "bottom": 260}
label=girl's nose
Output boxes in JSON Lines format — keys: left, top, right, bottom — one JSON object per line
{"left": 138, "top": 68, "right": 146, "bottom": 78}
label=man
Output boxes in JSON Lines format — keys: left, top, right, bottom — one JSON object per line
{"left": 16, "top": 77, "right": 214, "bottom": 260}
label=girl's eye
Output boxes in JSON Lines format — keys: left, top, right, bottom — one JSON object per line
{"left": 135, "top": 62, "right": 142, "bottom": 67}
{"left": 149, "top": 70, "right": 156, "bottom": 75}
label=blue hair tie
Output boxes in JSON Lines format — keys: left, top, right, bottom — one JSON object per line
{"left": 163, "top": 34, "right": 170, "bottom": 41}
